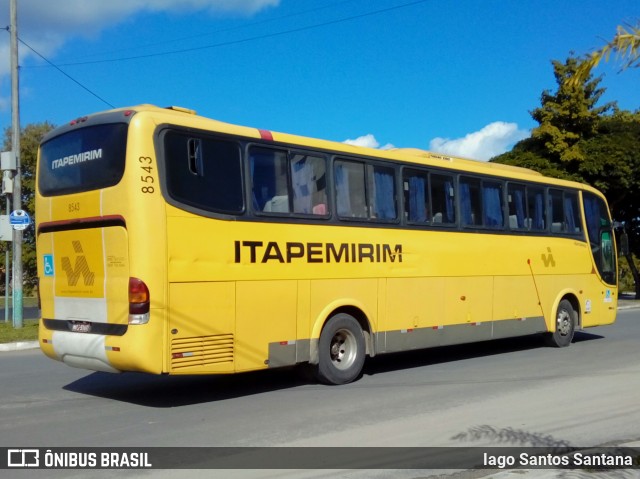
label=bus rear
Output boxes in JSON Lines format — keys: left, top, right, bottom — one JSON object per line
{"left": 36, "top": 108, "right": 165, "bottom": 374}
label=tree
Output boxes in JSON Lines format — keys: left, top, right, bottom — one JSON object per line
{"left": 492, "top": 56, "right": 640, "bottom": 296}
{"left": 493, "top": 56, "right": 614, "bottom": 180}
{"left": 570, "top": 22, "right": 640, "bottom": 86}
{"left": 530, "top": 57, "right": 614, "bottom": 166}
{"left": 0, "top": 122, "right": 55, "bottom": 294}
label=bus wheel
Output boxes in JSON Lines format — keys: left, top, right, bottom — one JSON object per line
{"left": 545, "top": 299, "right": 576, "bottom": 348}
{"left": 316, "top": 313, "right": 366, "bottom": 385}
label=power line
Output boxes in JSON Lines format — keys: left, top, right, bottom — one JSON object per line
{"left": 12, "top": 0, "right": 430, "bottom": 109}
{"left": 63, "top": 0, "right": 359, "bottom": 62}
{"left": 16, "top": 36, "right": 115, "bottom": 108}
{"left": 41, "top": 0, "right": 431, "bottom": 68}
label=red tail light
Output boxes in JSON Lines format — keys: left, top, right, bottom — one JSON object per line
{"left": 129, "top": 277, "right": 149, "bottom": 315}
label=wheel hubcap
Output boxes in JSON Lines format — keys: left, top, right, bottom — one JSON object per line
{"left": 330, "top": 328, "right": 357, "bottom": 370}
{"left": 557, "top": 309, "right": 571, "bottom": 336}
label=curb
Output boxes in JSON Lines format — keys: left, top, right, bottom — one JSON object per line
{"left": 0, "top": 340, "right": 39, "bottom": 352}
{"left": 617, "top": 303, "right": 640, "bottom": 310}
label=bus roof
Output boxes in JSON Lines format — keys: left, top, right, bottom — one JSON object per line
{"left": 48, "top": 104, "right": 601, "bottom": 196}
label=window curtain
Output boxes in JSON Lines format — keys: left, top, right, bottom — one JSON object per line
{"left": 291, "top": 158, "right": 313, "bottom": 214}
{"left": 584, "top": 195, "right": 600, "bottom": 245}
{"left": 514, "top": 188, "right": 525, "bottom": 228}
{"left": 483, "top": 184, "right": 503, "bottom": 227}
{"left": 374, "top": 170, "right": 396, "bottom": 219}
{"left": 335, "top": 164, "right": 350, "bottom": 216}
{"left": 460, "top": 182, "right": 472, "bottom": 225}
{"left": 533, "top": 191, "right": 544, "bottom": 230}
{"left": 408, "top": 176, "right": 426, "bottom": 222}
{"left": 564, "top": 196, "right": 576, "bottom": 232}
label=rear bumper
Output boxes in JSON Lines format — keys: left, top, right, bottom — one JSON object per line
{"left": 41, "top": 330, "right": 121, "bottom": 373}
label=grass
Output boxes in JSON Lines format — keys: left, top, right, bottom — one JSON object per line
{"left": 0, "top": 319, "right": 39, "bottom": 343}
{"left": 0, "top": 296, "right": 40, "bottom": 343}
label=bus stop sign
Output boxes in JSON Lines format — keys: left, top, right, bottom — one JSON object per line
{"left": 9, "top": 210, "right": 31, "bottom": 231}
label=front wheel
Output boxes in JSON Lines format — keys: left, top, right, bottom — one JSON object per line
{"left": 316, "top": 313, "right": 366, "bottom": 385}
{"left": 544, "top": 299, "right": 576, "bottom": 348}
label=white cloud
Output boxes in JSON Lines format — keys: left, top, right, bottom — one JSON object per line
{"left": 0, "top": 0, "right": 280, "bottom": 76}
{"left": 429, "top": 122, "right": 529, "bottom": 161}
{"left": 343, "top": 134, "right": 394, "bottom": 150}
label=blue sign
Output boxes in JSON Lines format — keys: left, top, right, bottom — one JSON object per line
{"left": 43, "top": 255, "right": 54, "bottom": 277}
{"left": 9, "top": 210, "right": 31, "bottom": 230}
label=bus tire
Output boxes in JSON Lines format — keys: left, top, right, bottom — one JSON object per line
{"left": 316, "top": 313, "right": 366, "bottom": 385}
{"left": 545, "top": 299, "right": 576, "bottom": 348}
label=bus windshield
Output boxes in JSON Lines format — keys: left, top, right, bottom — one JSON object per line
{"left": 38, "top": 123, "right": 128, "bottom": 196}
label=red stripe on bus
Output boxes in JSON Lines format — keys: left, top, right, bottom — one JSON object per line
{"left": 258, "top": 129, "right": 274, "bottom": 141}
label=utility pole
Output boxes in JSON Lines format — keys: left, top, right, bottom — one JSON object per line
{"left": 10, "top": 0, "right": 22, "bottom": 329}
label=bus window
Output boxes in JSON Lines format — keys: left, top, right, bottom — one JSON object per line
{"left": 335, "top": 160, "right": 396, "bottom": 221}
{"left": 290, "top": 154, "right": 328, "bottom": 215}
{"left": 508, "top": 183, "right": 527, "bottom": 230}
{"left": 550, "top": 189, "right": 564, "bottom": 232}
{"left": 368, "top": 165, "right": 396, "bottom": 220}
{"left": 164, "top": 131, "right": 243, "bottom": 214}
{"left": 564, "top": 191, "right": 582, "bottom": 234}
{"left": 431, "top": 173, "right": 455, "bottom": 224}
{"left": 335, "top": 160, "right": 367, "bottom": 218}
{"left": 550, "top": 189, "right": 582, "bottom": 234}
{"left": 482, "top": 181, "right": 504, "bottom": 228}
{"left": 527, "top": 186, "right": 546, "bottom": 231}
{"left": 460, "top": 176, "right": 481, "bottom": 227}
{"left": 250, "top": 147, "right": 290, "bottom": 213}
{"left": 39, "top": 123, "right": 128, "bottom": 196}
{"left": 404, "top": 169, "right": 429, "bottom": 223}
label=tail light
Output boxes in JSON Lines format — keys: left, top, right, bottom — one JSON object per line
{"left": 128, "top": 277, "right": 150, "bottom": 324}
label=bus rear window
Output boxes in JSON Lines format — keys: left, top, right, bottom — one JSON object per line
{"left": 39, "top": 123, "right": 128, "bottom": 196}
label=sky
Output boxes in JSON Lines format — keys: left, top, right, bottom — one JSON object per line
{"left": 0, "top": 0, "right": 638, "bottom": 160}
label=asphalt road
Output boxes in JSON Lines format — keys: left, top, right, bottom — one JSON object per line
{"left": 1, "top": 310, "right": 639, "bottom": 479}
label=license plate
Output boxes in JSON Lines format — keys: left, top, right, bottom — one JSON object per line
{"left": 70, "top": 322, "right": 92, "bottom": 333}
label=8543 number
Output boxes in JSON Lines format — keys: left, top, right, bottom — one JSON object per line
{"left": 139, "top": 156, "right": 155, "bottom": 194}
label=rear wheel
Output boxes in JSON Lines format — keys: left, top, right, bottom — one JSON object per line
{"left": 545, "top": 299, "right": 576, "bottom": 348}
{"left": 316, "top": 313, "right": 366, "bottom": 385}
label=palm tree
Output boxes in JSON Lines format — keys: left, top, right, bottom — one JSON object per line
{"left": 569, "top": 22, "right": 640, "bottom": 86}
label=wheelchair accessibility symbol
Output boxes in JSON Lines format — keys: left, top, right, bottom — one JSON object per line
{"left": 43, "top": 254, "right": 54, "bottom": 277}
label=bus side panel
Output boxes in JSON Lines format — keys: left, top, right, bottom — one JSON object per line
{"left": 538, "top": 274, "right": 616, "bottom": 329}
{"left": 443, "top": 276, "right": 493, "bottom": 325}
{"left": 236, "top": 280, "right": 297, "bottom": 372}
{"left": 581, "top": 274, "right": 617, "bottom": 327}
{"left": 527, "top": 239, "right": 616, "bottom": 330}
{"left": 492, "top": 276, "right": 544, "bottom": 322}
{"left": 383, "top": 277, "right": 445, "bottom": 352}
{"left": 167, "top": 282, "right": 236, "bottom": 374}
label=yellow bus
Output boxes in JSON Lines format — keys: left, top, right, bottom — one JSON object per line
{"left": 36, "top": 105, "right": 617, "bottom": 385}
